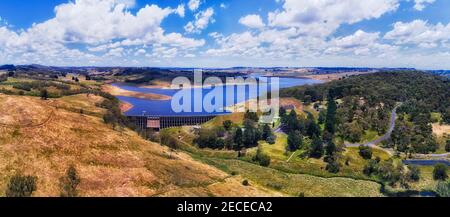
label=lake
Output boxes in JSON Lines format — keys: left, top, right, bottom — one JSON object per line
{"left": 114, "top": 76, "right": 323, "bottom": 117}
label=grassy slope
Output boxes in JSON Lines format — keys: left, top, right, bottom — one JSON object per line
{"left": 168, "top": 127, "right": 383, "bottom": 197}
{"left": 0, "top": 94, "right": 277, "bottom": 197}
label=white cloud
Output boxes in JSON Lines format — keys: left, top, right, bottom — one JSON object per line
{"left": 116, "top": 0, "right": 136, "bottom": 8}
{"left": 175, "top": 4, "right": 185, "bottom": 17}
{"left": 384, "top": 20, "right": 450, "bottom": 48}
{"left": 239, "top": 14, "right": 265, "bottom": 29}
{"left": 188, "top": 0, "right": 201, "bottom": 11}
{"left": 326, "top": 30, "right": 397, "bottom": 55}
{"left": 412, "top": 0, "right": 435, "bottom": 11}
{"left": 184, "top": 7, "right": 215, "bottom": 33}
{"left": 220, "top": 3, "right": 227, "bottom": 9}
{"left": 0, "top": 0, "right": 204, "bottom": 65}
{"left": 268, "top": 0, "right": 399, "bottom": 37}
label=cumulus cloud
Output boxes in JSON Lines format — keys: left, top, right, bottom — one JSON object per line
{"left": 0, "top": 0, "right": 204, "bottom": 65}
{"left": 268, "top": 0, "right": 399, "bottom": 37}
{"left": 411, "top": 0, "right": 435, "bottom": 11}
{"left": 188, "top": 0, "right": 201, "bottom": 11}
{"left": 239, "top": 14, "right": 265, "bottom": 29}
{"left": 184, "top": 7, "right": 215, "bottom": 33}
{"left": 384, "top": 20, "right": 450, "bottom": 48}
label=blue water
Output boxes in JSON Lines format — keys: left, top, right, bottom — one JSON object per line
{"left": 403, "top": 160, "right": 450, "bottom": 166}
{"left": 115, "top": 76, "right": 322, "bottom": 116}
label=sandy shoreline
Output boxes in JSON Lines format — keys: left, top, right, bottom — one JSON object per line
{"left": 102, "top": 85, "right": 171, "bottom": 101}
{"left": 119, "top": 101, "right": 133, "bottom": 113}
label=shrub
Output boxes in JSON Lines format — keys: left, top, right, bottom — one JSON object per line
{"left": 242, "top": 180, "right": 249, "bottom": 186}
{"left": 223, "top": 120, "right": 233, "bottom": 131}
{"left": 433, "top": 164, "right": 448, "bottom": 181}
{"left": 326, "top": 160, "right": 340, "bottom": 173}
{"left": 445, "top": 140, "right": 450, "bottom": 152}
{"left": 358, "top": 145, "right": 373, "bottom": 160}
{"left": 266, "top": 134, "right": 276, "bottom": 145}
{"left": 60, "top": 165, "right": 81, "bottom": 197}
{"left": 407, "top": 165, "right": 421, "bottom": 182}
{"left": 6, "top": 174, "right": 37, "bottom": 197}
{"left": 435, "top": 181, "right": 450, "bottom": 197}
{"left": 253, "top": 148, "right": 271, "bottom": 167}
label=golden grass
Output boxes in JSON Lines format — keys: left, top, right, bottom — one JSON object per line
{"left": 202, "top": 113, "right": 245, "bottom": 128}
{"left": 0, "top": 94, "right": 280, "bottom": 197}
{"left": 202, "top": 158, "right": 382, "bottom": 197}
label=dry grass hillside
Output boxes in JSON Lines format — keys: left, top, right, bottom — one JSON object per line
{"left": 0, "top": 93, "right": 278, "bottom": 197}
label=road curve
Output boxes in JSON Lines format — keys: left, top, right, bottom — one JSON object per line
{"left": 345, "top": 105, "right": 450, "bottom": 160}
{"left": 345, "top": 106, "right": 398, "bottom": 150}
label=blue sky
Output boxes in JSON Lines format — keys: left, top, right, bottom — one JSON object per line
{"left": 0, "top": 0, "right": 449, "bottom": 69}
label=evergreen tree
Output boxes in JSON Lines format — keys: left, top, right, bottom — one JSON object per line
{"left": 325, "top": 94, "right": 337, "bottom": 135}
{"left": 309, "top": 135, "right": 324, "bottom": 158}
{"left": 233, "top": 127, "right": 243, "bottom": 150}
{"left": 287, "top": 131, "right": 302, "bottom": 152}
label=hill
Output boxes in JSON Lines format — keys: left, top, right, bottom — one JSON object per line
{"left": 0, "top": 93, "right": 278, "bottom": 196}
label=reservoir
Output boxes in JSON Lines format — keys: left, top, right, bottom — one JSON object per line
{"left": 114, "top": 76, "right": 322, "bottom": 117}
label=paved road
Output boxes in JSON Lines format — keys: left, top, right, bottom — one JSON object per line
{"left": 346, "top": 106, "right": 398, "bottom": 149}
{"left": 345, "top": 105, "right": 450, "bottom": 160}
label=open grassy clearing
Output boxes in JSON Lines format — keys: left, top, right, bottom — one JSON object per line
{"left": 196, "top": 157, "right": 383, "bottom": 197}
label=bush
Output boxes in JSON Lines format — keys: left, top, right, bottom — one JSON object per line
{"left": 266, "top": 134, "right": 276, "bottom": 145}
{"left": 326, "top": 160, "right": 340, "bottom": 173}
{"left": 358, "top": 145, "right": 373, "bottom": 160}
{"left": 446, "top": 140, "right": 450, "bottom": 152}
{"left": 253, "top": 148, "right": 271, "bottom": 167}
{"left": 6, "top": 174, "right": 37, "bottom": 197}
{"left": 435, "top": 181, "right": 450, "bottom": 197}
{"left": 60, "top": 165, "right": 81, "bottom": 197}
{"left": 242, "top": 180, "right": 249, "bottom": 186}
{"left": 223, "top": 120, "right": 233, "bottom": 131}
{"left": 363, "top": 160, "right": 378, "bottom": 176}
{"left": 407, "top": 165, "right": 421, "bottom": 182}
{"left": 433, "top": 164, "right": 448, "bottom": 181}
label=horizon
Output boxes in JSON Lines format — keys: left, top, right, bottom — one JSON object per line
{"left": 0, "top": 0, "right": 449, "bottom": 69}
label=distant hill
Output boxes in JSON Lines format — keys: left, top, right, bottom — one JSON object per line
{"left": 0, "top": 65, "right": 16, "bottom": 71}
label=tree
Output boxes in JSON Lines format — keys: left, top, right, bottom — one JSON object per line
{"left": 243, "top": 120, "right": 260, "bottom": 148}
{"left": 261, "top": 124, "right": 272, "bottom": 141}
{"left": 326, "top": 160, "right": 340, "bottom": 173}
{"left": 6, "top": 174, "right": 37, "bottom": 197}
{"left": 279, "top": 106, "right": 287, "bottom": 118}
{"left": 433, "top": 164, "right": 448, "bottom": 181}
{"left": 60, "top": 165, "right": 81, "bottom": 197}
{"left": 363, "top": 160, "right": 378, "bottom": 176}
{"left": 325, "top": 94, "right": 337, "bottom": 135}
{"left": 40, "top": 88, "right": 49, "bottom": 100}
{"left": 223, "top": 120, "right": 233, "bottom": 131}
{"left": 407, "top": 165, "right": 421, "bottom": 182}
{"left": 253, "top": 147, "right": 271, "bottom": 167}
{"left": 266, "top": 134, "right": 276, "bottom": 145}
{"left": 287, "top": 131, "right": 302, "bottom": 152}
{"left": 309, "top": 135, "right": 324, "bottom": 158}
{"left": 306, "top": 120, "right": 321, "bottom": 138}
{"left": 358, "top": 145, "right": 373, "bottom": 160}
{"left": 244, "top": 110, "right": 259, "bottom": 122}
{"left": 325, "top": 141, "right": 337, "bottom": 156}
{"left": 318, "top": 109, "right": 326, "bottom": 125}
{"left": 233, "top": 127, "right": 244, "bottom": 150}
